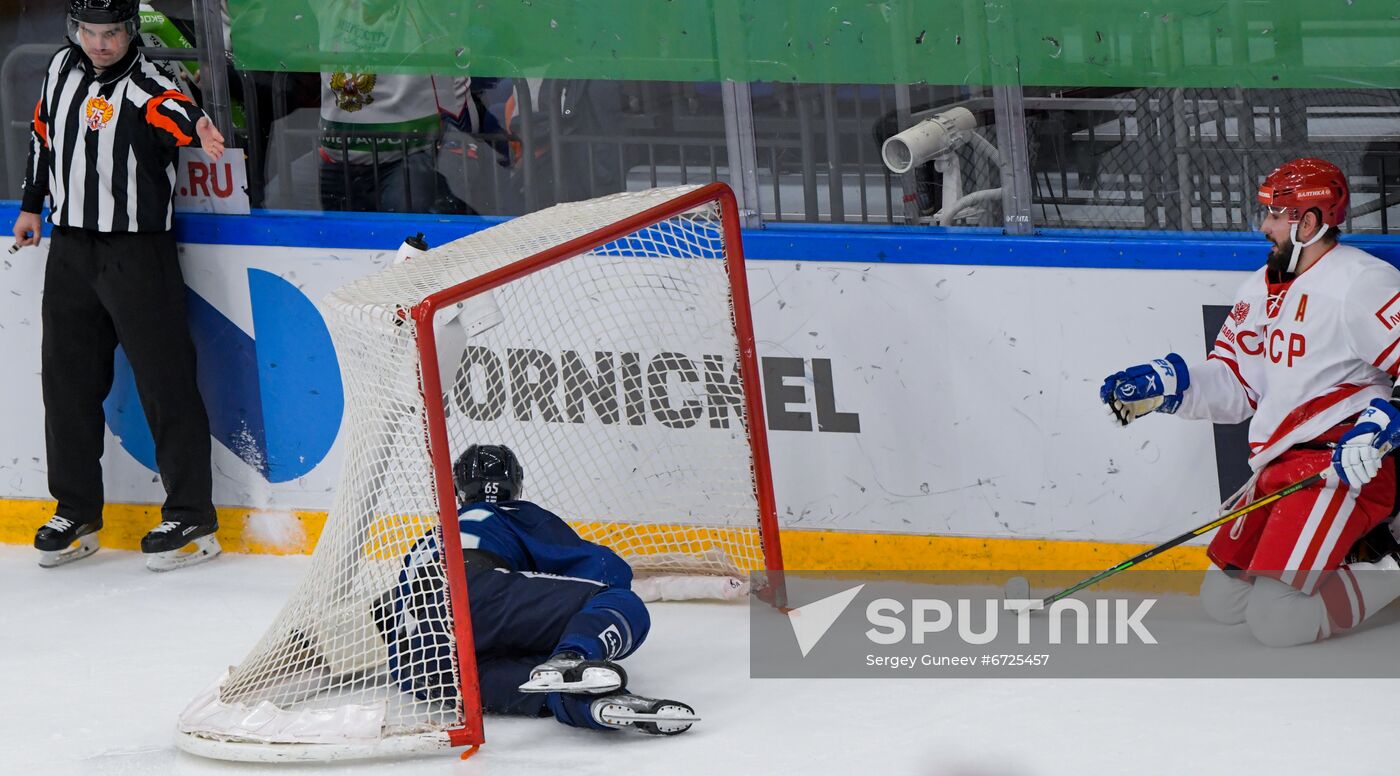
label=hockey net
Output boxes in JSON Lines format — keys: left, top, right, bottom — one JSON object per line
{"left": 175, "top": 184, "right": 782, "bottom": 761}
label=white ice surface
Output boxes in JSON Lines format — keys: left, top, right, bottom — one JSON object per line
{"left": 0, "top": 544, "right": 1390, "bottom": 776}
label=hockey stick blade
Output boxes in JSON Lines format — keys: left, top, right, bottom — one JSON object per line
{"left": 1034, "top": 463, "right": 1341, "bottom": 607}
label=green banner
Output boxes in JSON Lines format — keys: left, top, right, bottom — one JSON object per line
{"left": 228, "top": 0, "right": 1400, "bottom": 89}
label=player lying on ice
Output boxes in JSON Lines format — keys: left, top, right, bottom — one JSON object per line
{"left": 375, "top": 444, "right": 698, "bottom": 735}
{"left": 1102, "top": 157, "right": 1400, "bottom": 647}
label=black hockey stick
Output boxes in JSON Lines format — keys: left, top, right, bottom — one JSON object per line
{"left": 1013, "top": 465, "right": 1335, "bottom": 607}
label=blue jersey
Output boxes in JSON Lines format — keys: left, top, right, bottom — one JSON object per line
{"left": 454, "top": 500, "right": 634, "bottom": 589}
{"left": 386, "top": 499, "right": 649, "bottom": 703}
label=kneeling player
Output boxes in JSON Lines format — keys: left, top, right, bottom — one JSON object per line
{"left": 1100, "top": 158, "right": 1400, "bottom": 646}
{"left": 379, "top": 444, "right": 697, "bottom": 735}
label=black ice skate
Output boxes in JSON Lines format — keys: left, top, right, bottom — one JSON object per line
{"left": 34, "top": 515, "right": 101, "bottom": 568}
{"left": 1346, "top": 518, "right": 1400, "bottom": 565}
{"left": 519, "top": 651, "right": 627, "bottom": 694}
{"left": 141, "top": 517, "right": 221, "bottom": 572}
{"left": 590, "top": 693, "right": 698, "bottom": 735}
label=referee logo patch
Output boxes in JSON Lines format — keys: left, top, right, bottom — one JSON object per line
{"left": 84, "top": 95, "right": 114, "bottom": 131}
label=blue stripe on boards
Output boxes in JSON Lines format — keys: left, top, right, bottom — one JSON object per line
{"left": 5, "top": 201, "right": 1400, "bottom": 271}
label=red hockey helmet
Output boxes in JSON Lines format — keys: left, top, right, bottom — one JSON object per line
{"left": 1257, "top": 157, "right": 1349, "bottom": 227}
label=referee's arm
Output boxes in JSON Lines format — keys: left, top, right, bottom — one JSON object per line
{"left": 14, "top": 83, "right": 53, "bottom": 247}
{"left": 145, "top": 90, "right": 225, "bottom": 160}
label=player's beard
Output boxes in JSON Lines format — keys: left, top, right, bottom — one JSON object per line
{"left": 1266, "top": 235, "right": 1296, "bottom": 281}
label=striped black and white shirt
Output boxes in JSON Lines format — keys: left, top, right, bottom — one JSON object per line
{"left": 21, "top": 42, "right": 205, "bottom": 233}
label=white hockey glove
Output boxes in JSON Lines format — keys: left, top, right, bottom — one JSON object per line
{"left": 1100, "top": 353, "right": 1190, "bottom": 427}
{"left": 1332, "top": 399, "right": 1400, "bottom": 487}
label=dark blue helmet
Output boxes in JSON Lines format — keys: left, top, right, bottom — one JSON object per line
{"left": 452, "top": 444, "right": 523, "bottom": 504}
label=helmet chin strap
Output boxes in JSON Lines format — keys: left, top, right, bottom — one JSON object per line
{"left": 1286, "top": 221, "right": 1329, "bottom": 274}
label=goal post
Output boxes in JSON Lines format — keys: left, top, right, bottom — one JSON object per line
{"left": 175, "top": 183, "right": 783, "bottom": 761}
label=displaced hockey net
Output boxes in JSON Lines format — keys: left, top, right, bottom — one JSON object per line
{"left": 175, "top": 184, "right": 782, "bottom": 761}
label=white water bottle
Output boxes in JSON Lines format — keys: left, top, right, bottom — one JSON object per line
{"left": 394, "top": 232, "right": 428, "bottom": 265}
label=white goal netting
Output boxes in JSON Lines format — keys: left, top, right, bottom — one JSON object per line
{"left": 176, "top": 185, "right": 780, "bottom": 761}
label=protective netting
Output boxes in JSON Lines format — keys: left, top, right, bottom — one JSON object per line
{"left": 1022, "top": 87, "right": 1400, "bottom": 234}
{"left": 176, "top": 186, "right": 774, "bottom": 756}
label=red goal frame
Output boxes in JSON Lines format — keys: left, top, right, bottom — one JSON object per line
{"left": 409, "top": 182, "right": 784, "bottom": 749}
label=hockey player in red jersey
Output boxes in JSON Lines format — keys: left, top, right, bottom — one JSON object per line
{"left": 1102, "top": 158, "right": 1400, "bottom": 646}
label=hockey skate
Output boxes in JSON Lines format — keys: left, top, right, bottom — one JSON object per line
{"left": 1346, "top": 518, "right": 1400, "bottom": 565}
{"left": 142, "top": 517, "right": 221, "bottom": 572}
{"left": 519, "top": 651, "right": 627, "bottom": 694}
{"left": 34, "top": 515, "right": 101, "bottom": 568}
{"left": 590, "top": 693, "right": 698, "bottom": 735}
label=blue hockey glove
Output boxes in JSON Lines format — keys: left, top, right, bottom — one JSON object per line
{"left": 1332, "top": 398, "right": 1400, "bottom": 487}
{"left": 1100, "top": 353, "right": 1190, "bottom": 427}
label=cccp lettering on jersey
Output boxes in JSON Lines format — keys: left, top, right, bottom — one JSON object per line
{"left": 1237, "top": 330, "right": 1264, "bottom": 356}
{"left": 1268, "top": 330, "right": 1306, "bottom": 366}
{"left": 1236, "top": 329, "right": 1306, "bottom": 366}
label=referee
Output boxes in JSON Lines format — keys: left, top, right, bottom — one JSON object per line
{"left": 12, "top": 0, "right": 227, "bottom": 572}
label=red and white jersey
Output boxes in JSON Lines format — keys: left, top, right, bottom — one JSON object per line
{"left": 1181, "top": 244, "right": 1400, "bottom": 471}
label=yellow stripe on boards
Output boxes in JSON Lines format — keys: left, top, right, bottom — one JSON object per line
{"left": 779, "top": 530, "right": 1210, "bottom": 594}
{"left": 0, "top": 498, "right": 1209, "bottom": 592}
{"left": 0, "top": 499, "right": 325, "bottom": 555}
{"left": 780, "top": 529, "right": 1210, "bottom": 572}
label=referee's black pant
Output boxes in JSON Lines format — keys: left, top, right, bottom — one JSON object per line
{"left": 41, "top": 226, "right": 214, "bottom": 527}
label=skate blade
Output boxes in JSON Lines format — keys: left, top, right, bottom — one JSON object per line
{"left": 146, "top": 536, "right": 222, "bottom": 572}
{"left": 519, "top": 668, "right": 623, "bottom": 694}
{"left": 600, "top": 707, "right": 700, "bottom": 725}
{"left": 38, "top": 534, "right": 99, "bottom": 568}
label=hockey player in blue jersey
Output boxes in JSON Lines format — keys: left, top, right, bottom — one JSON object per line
{"left": 380, "top": 444, "right": 698, "bottom": 735}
